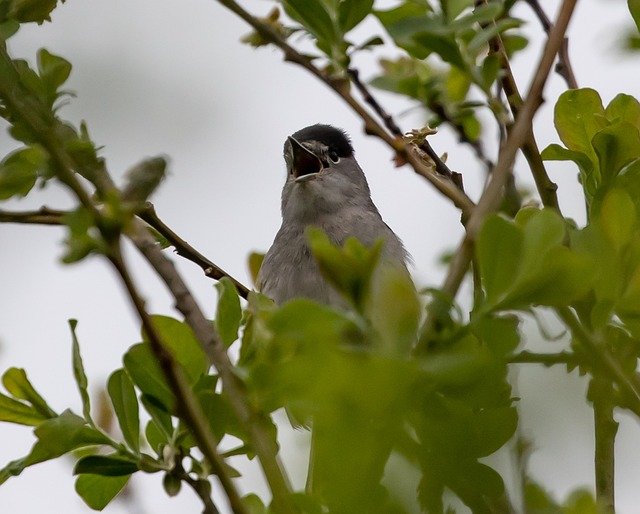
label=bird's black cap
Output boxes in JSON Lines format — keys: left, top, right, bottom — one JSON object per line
{"left": 289, "top": 124, "right": 353, "bottom": 158}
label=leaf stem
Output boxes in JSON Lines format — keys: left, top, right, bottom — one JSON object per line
{"left": 591, "top": 376, "right": 617, "bottom": 513}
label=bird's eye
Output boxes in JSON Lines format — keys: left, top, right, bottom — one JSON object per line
{"left": 328, "top": 150, "right": 340, "bottom": 163}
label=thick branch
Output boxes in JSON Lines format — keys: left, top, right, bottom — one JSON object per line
{"left": 416, "top": 0, "right": 579, "bottom": 351}
{"left": 126, "top": 218, "right": 295, "bottom": 512}
{"left": 0, "top": 44, "right": 295, "bottom": 513}
{"left": 216, "top": 0, "right": 475, "bottom": 217}
{"left": 109, "top": 249, "right": 246, "bottom": 514}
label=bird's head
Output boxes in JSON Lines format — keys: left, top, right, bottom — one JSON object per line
{"left": 280, "top": 124, "right": 373, "bottom": 221}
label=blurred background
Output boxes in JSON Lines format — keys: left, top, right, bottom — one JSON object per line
{"left": 1, "top": 0, "right": 639, "bottom": 512}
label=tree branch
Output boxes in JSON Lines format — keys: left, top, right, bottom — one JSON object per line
{"left": 416, "top": 0, "right": 580, "bottom": 352}
{"left": 215, "top": 0, "right": 475, "bottom": 217}
{"left": 556, "top": 307, "right": 640, "bottom": 415}
{"left": 0, "top": 43, "right": 296, "bottom": 514}
{"left": 591, "top": 376, "right": 617, "bottom": 513}
{"left": 138, "top": 203, "right": 250, "bottom": 299}
{"left": 482, "top": 0, "right": 561, "bottom": 213}
{"left": 0, "top": 206, "right": 64, "bottom": 225}
{"left": 524, "top": 0, "right": 579, "bottom": 89}
{"left": 0, "top": 204, "right": 252, "bottom": 299}
{"left": 109, "top": 248, "right": 247, "bottom": 514}
{"left": 508, "top": 350, "right": 576, "bottom": 366}
{"left": 125, "top": 218, "right": 296, "bottom": 512}
{"left": 347, "top": 67, "right": 464, "bottom": 187}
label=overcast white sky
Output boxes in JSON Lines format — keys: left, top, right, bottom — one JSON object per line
{"left": 1, "top": 0, "right": 640, "bottom": 513}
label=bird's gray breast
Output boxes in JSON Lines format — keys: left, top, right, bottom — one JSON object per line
{"left": 259, "top": 207, "right": 408, "bottom": 306}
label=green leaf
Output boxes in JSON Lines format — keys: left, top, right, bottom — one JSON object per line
{"left": 412, "top": 32, "right": 467, "bottom": 69}
{"left": 6, "top": 0, "right": 59, "bottom": 24}
{"left": 35, "top": 410, "right": 110, "bottom": 453}
{"left": 75, "top": 474, "right": 130, "bottom": 511}
{"left": 629, "top": 0, "right": 640, "bottom": 32}
{"left": 449, "top": 2, "right": 501, "bottom": 30}
{"left": 467, "top": 18, "right": 521, "bottom": 55}
{"left": 596, "top": 188, "right": 636, "bottom": 252}
{"left": 307, "top": 227, "right": 382, "bottom": 309}
{"left": 0, "top": 392, "right": 48, "bottom": 426}
{"left": 282, "top": 0, "right": 336, "bottom": 45}
{"left": 74, "top": 454, "right": 139, "bottom": 476}
{"left": 69, "top": 319, "right": 92, "bottom": 421}
{"left": 592, "top": 121, "right": 640, "bottom": 184}
{"left": 107, "top": 369, "right": 140, "bottom": 452}
{"left": 163, "top": 472, "right": 182, "bottom": 497}
{"left": 541, "top": 144, "right": 594, "bottom": 174}
{"left": 145, "top": 315, "right": 208, "bottom": 383}
{"left": 61, "top": 207, "right": 103, "bottom": 264}
{"left": 0, "top": 20, "right": 20, "bottom": 39}
{"left": 474, "top": 314, "right": 520, "bottom": 356}
{"left": 0, "top": 146, "right": 47, "bottom": 200}
{"left": 338, "top": 0, "right": 374, "bottom": 32}
{"left": 443, "top": 0, "right": 474, "bottom": 21}
{"left": 215, "top": 277, "right": 242, "bottom": 347}
{"left": 140, "top": 394, "right": 173, "bottom": 438}
{"left": 124, "top": 343, "right": 175, "bottom": 412}
{"left": 0, "top": 409, "right": 112, "bottom": 485}
{"left": 2, "top": 367, "right": 56, "bottom": 418}
{"left": 479, "top": 54, "right": 500, "bottom": 90}
{"left": 477, "top": 215, "right": 522, "bottom": 306}
{"left": 554, "top": 88, "right": 607, "bottom": 158}
{"left": 374, "top": 3, "right": 436, "bottom": 59}
{"left": 605, "top": 93, "right": 640, "bottom": 127}
{"left": 36, "top": 48, "right": 71, "bottom": 107}
{"left": 367, "top": 266, "right": 420, "bottom": 355}
{"left": 248, "top": 251, "right": 265, "bottom": 286}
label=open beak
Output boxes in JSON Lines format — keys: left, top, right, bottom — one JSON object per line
{"left": 288, "top": 136, "right": 322, "bottom": 182}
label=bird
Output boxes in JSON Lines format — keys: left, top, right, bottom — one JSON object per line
{"left": 258, "top": 123, "right": 410, "bottom": 307}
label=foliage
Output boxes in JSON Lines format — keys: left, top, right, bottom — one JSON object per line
{"left": 0, "top": 0, "right": 639, "bottom": 513}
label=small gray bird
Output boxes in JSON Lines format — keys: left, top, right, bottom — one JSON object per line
{"left": 259, "top": 124, "right": 410, "bottom": 306}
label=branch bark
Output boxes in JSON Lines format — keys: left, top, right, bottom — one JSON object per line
{"left": 416, "top": 0, "right": 580, "bottom": 351}
{"left": 109, "top": 248, "right": 247, "bottom": 514}
{"left": 0, "top": 43, "right": 296, "bottom": 514}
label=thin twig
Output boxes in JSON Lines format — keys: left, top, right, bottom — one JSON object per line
{"left": 508, "top": 350, "right": 576, "bottom": 366}
{"left": 109, "top": 249, "right": 247, "bottom": 514}
{"left": 524, "top": 0, "right": 579, "bottom": 89}
{"left": 416, "top": 0, "right": 580, "bottom": 351}
{"left": 0, "top": 205, "right": 252, "bottom": 299}
{"left": 348, "top": 67, "right": 466, "bottom": 189}
{"left": 0, "top": 206, "right": 64, "bottom": 225}
{"left": 557, "top": 307, "right": 640, "bottom": 415}
{"left": 215, "top": 0, "right": 475, "bottom": 217}
{"left": 139, "top": 203, "right": 250, "bottom": 299}
{"left": 176, "top": 466, "right": 221, "bottom": 514}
